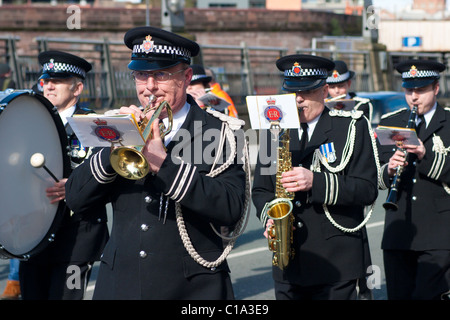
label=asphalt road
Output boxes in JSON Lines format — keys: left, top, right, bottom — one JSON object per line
{"left": 0, "top": 190, "right": 388, "bottom": 300}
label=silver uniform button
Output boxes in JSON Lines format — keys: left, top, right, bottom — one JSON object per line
{"left": 295, "top": 201, "right": 301, "bottom": 207}
{"left": 412, "top": 196, "right": 417, "bottom": 201}
{"left": 144, "top": 196, "right": 152, "bottom": 203}
{"left": 297, "top": 221, "right": 303, "bottom": 228}
{"left": 139, "top": 250, "right": 147, "bottom": 258}
{"left": 141, "top": 224, "right": 149, "bottom": 231}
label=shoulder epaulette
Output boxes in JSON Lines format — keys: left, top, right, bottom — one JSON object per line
{"left": 444, "top": 107, "right": 450, "bottom": 112}
{"left": 380, "top": 107, "right": 408, "bottom": 119}
{"left": 75, "top": 106, "right": 96, "bottom": 115}
{"left": 206, "top": 108, "right": 245, "bottom": 130}
{"left": 329, "top": 109, "right": 363, "bottom": 119}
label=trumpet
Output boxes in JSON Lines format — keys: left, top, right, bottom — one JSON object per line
{"left": 110, "top": 95, "right": 173, "bottom": 180}
{"left": 383, "top": 105, "right": 418, "bottom": 210}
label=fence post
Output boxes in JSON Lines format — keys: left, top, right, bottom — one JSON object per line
{"left": 241, "top": 41, "right": 254, "bottom": 96}
{"left": 368, "top": 43, "right": 382, "bottom": 91}
{"left": 6, "top": 36, "right": 23, "bottom": 89}
{"left": 101, "top": 38, "right": 117, "bottom": 108}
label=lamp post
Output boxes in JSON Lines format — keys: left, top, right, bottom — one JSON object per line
{"left": 161, "top": 0, "right": 185, "bottom": 32}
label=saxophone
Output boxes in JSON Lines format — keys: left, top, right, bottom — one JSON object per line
{"left": 262, "top": 123, "right": 295, "bottom": 270}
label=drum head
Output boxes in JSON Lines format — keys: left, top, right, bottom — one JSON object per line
{"left": 0, "top": 91, "right": 69, "bottom": 259}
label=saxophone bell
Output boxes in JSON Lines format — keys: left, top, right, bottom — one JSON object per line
{"left": 264, "top": 198, "right": 295, "bottom": 270}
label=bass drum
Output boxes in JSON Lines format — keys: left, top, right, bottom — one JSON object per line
{"left": 0, "top": 90, "right": 70, "bottom": 260}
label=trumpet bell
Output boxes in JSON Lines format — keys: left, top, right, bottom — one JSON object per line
{"left": 110, "top": 146, "right": 149, "bottom": 180}
{"left": 109, "top": 100, "right": 172, "bottom": 180}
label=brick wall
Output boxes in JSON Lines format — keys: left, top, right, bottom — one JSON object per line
{"left": 0, "top": 5, "right": 361, "bottom": 54}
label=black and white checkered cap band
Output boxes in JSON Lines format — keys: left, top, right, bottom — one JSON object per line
{"left": 402, "top": 69, "right": 440, "bottom": 79}
{"left": 327, "top": 71, "right": 351, "bottom": 83}
{"left": 43, "top": 62, "right": 86, "bottom": 78}
{"left": 284, "top": 68, "right": 328, "bottom": 78}
{"left": 133, "top": 44, "right": 191, "bottom": 59}
{"left": 191, "top": 74, "right": 209, "bottom": 82}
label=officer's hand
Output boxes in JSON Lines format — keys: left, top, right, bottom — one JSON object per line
{"left": 281, "top": 167, "right": 313, "bottom": 192}
{"left": 264, "top": 219, "right": 275, "bottom": 239}
{"left": 388, "top": 149, "right": 408, "bottom": 176}
{"left": 404, "top": 139, "right": 426, "bottom": 160}
{"left": 46, "top": 178, "right": 68, "bottom": 204}
{"left": 142, "top": 118, "right": 167, "bottom": 174}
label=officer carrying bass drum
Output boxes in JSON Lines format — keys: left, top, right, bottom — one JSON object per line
{"left": 19, "top": 51, "right": 109, "bottom": 300}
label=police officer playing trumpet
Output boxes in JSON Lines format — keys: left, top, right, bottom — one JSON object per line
{"left": 378, "top": 60, "right": 450, "bottom": 300}
{"left": 65, "top": 26, "right": 247, "bottom": 300}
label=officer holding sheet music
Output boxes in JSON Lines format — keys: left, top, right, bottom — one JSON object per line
{"left": 377, "top": 59, "right": 450, "bottom": 300}
{"left": 65, "top": 26, "right": 247, "bottom": 300}
{"left": 326, "top": 60, "right": 373, "bottom": 123}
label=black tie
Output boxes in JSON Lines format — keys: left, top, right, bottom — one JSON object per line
{"left": 300, "top": 123, "right": 309, "bottom": 152}
{"left": 416, "top": 115, "right": 425, "bottom": 140}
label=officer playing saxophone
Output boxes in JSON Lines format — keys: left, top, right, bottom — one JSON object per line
{"left": 252, "top": 54, "right": 379, "bottom": 300}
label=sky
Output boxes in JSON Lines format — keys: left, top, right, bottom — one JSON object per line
{"left": 372, "top": 0, "right": 450, "bottom": 12}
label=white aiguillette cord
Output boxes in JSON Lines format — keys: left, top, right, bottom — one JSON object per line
{"left": 175, "top": 113, "right": 251, "bottom": 269}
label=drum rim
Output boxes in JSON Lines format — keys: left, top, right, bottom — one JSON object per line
{"left": 0, "top": 90, "right": 70, "bottom": 260}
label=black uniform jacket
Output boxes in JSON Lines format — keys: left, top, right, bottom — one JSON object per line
{"left": 252, "top": 108, "right": 378, "bottom": 286}
{"left": 349, "top": 92, "right": 373, "bottom": 123}
{"left": 378, "top": 104, "right": 450, "bottom": 251}
{"left": 28, "top": 106, "right": 109, "bottom": 264}
{"left": 65, "top": 98, "right": 246, "bottom": 300}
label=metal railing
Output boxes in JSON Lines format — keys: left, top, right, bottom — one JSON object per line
{"left": 2, "top": 35, "right": 449, "bottom": 114}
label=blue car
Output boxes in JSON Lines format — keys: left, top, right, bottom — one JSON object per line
{"left": 356, "top": 91, "right": 407, "bottom": 126}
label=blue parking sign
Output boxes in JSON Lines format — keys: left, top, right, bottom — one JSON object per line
{"left": 402, "top": 37, "right": 422, "bottom": 47}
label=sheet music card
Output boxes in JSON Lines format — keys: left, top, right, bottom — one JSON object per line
{"left": 67, "top": 114, "right": 145, "bottom": 147}
{"left": 246, "top": 93, "right": 300, "bottom": 129}
{"left": 198, "top": 92, "right": 230, "bottom": 111}
{"left": 375, "top": 125, "right": 420, "bottom": 147}
{"left": 324, "top": 99, "right": 356, "bottom": 111}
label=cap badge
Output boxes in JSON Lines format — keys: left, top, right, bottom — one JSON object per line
{"left": 142, "top": 35, "right": 154, "bottom": 53}
{"left": 264, "top": 97, "right": 283, "bottom": 122}
{"left": 48, "top": 59, "right": 55, "bottom": 71}
{"left": 409, "top": 65, "right": 417, "bottom": 77}
{"left": 332, "top": 70, "right": 340, "bottom": 78}
{"left": 292, "top": 62, "right": 302, "bottom": 75}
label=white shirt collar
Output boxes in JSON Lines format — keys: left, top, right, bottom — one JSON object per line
{"left": 162, "top": 101, "right": 190, "bottom": 146}
{"left": 59, "top": 105, "right": 76, "bottom": 126}
{"left": 417, "top": 102, "right": 437, "bottom": 128}
{"left": 298, "top": 112, "right": 321, "bottom": 142}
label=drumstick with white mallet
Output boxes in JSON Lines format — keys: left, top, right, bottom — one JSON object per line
{"left": 30, "top": 152, "right": 60, "bottom": 182}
